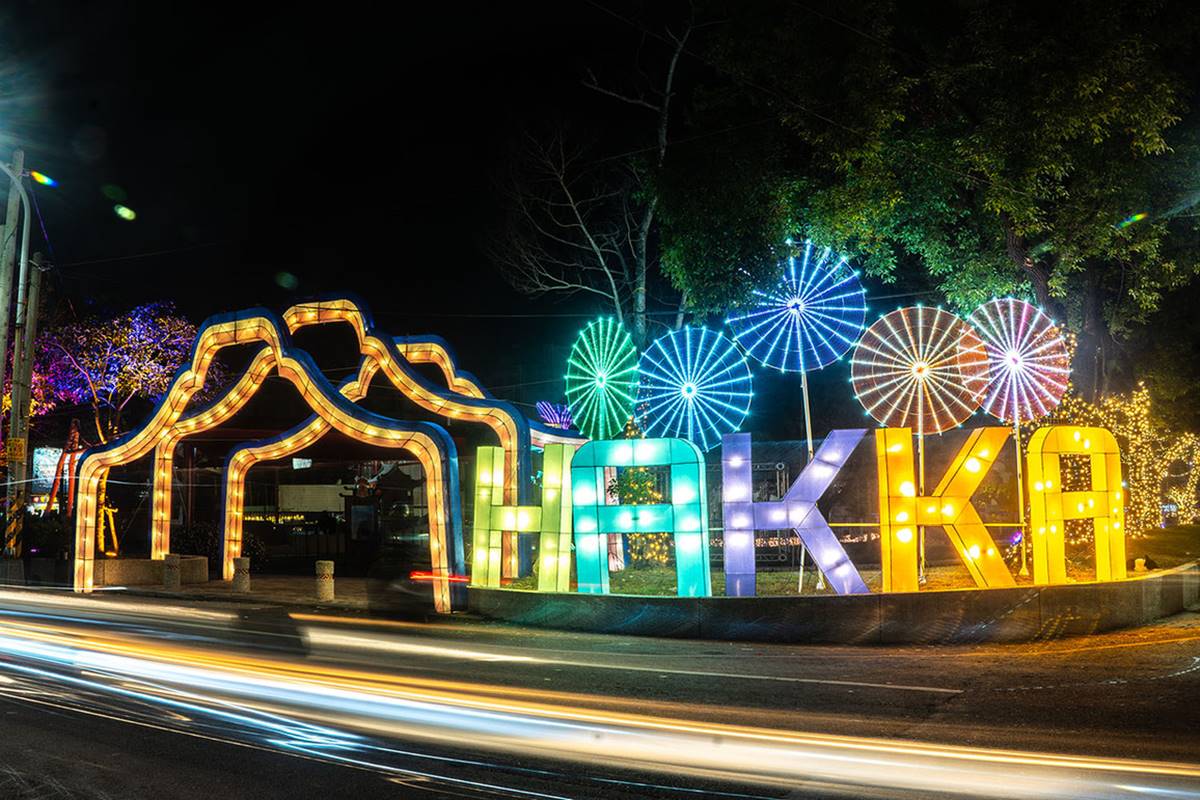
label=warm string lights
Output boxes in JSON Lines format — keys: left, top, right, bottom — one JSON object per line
{"left": 637, "top": 326, "right": 753, "bottom": 453}
{"left": 1045, "top": 382, "right": 1199, "bottom": 538}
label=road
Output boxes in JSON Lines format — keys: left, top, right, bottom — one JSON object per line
{"left": 0, "top": 587, "right": 1197, "bottom": 799}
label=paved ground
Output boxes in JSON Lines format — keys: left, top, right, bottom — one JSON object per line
{"left": 136, "top": 574, "right": 371, "bottom": 609}
{"left": 1, "top": 584, "right": 1196, "bottom": 798}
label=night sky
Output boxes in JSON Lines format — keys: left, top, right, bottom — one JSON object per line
{"left": 4, "top": 2, "right": 919, "bottom": 440}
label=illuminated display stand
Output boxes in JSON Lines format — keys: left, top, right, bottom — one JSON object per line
{"left": 71, "top": 291, "right": 1136, "bottom": 614}
{"left": 73, "top": 297, "right": 585, "bottom": 613}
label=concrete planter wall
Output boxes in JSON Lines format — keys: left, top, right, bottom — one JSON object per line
{"left": 469, "top": 561, "right": 1199, "bottom": 645}
{"left": 93, "top": 556, "right": 209, "bottom": 587}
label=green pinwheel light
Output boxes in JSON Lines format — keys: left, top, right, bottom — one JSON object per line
{"left": 564, "top": 318, "right": 638, "bottom": 440}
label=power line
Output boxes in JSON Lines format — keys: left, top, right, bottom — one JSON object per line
{"left": 57, "top": 240, "right": 231, "bottom": 270}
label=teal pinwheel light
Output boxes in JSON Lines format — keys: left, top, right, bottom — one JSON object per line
{"left": 564, "top": 318, "right": 638, "bottom": 440}
{"left": 637, "top": 327, "right": 753, "bottom": 452}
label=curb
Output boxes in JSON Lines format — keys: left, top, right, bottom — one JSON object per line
{"left": 469, "top": 560, "right": 1200, "bottom": 645}
{"left": 114, "top": 586, "right": 369, "bottom": 613}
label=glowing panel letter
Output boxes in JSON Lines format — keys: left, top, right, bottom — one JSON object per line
{"left": 722, "top": 430, "right": 869, "bottom": 596}
{"left": 876, "top": 427, "right": 1016, "bottom": 592}
{"left": 571, "top": 438, "right": 710, "bottom": 597}
{"left": 1026, "top": 426, "right": 1125, "bottom": 585}
{"left": 471, "top": 444, "right": 575, "bottom": 591}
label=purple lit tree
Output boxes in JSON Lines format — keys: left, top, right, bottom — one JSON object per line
{"left": 39, "top": 302, "right": 217, "bottom": 444}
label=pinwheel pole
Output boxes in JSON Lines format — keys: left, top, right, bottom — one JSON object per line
{"left": 1012, "top": 383, "right": 1028, "bottom": 576}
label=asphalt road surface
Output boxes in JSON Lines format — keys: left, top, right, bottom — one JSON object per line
{"left": 0, "top": 587, "right": 1197, "bottom": 799}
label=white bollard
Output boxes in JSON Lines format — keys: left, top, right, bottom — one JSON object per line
{"left": 232, "top": 556, "right": 251, "bottom": 593}
{"left": 163, "top": 554, "right": 181, "bottom": 592}
{"left": 315, "top": 560, "right": 335, "bottom": 601}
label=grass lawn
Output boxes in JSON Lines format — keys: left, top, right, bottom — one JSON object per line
{"left": 500, "top": 525, "right": 1200, "bottom": 597}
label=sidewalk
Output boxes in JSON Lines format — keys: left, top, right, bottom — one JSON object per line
{"left": 121, "top": 574, "right": 370, "bottom": 612}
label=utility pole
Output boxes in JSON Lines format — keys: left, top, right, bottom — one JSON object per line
{"left": 5, "top": 251, "right": 44, "bottom": 553}
{"left": 9, "top": 250, "right": 45, "bottom": 489}
{"left": 0, "top": 151, "right": 27, "bottom": 556}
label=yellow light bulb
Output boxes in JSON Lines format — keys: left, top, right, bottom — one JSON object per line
{"left": 896, "top": 528, "right": 913, "bottom": 543}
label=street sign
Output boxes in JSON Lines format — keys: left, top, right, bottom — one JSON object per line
{"left": 5, "top": 437, "right": 26, "bottom": 462}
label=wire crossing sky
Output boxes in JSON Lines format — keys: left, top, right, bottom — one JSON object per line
{"left": 564, "top": 318, "right": 638, "bottom": 441}
{"left": 850, "top": 306, "right": 990, "bottom": 434}
{"left": 726, "top": 240, "right": 867, "bottom": 373}
{"left": 968, "top": 298, "right": 1071, "bottom": 424}
{"left": 637, "top": 327, "right": 753, "bottom": 452}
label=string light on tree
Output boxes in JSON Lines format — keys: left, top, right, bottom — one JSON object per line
{"left": 637, "top": 326, "right": 753, "bottom": 452}
{"left": 564, "top": 318, "right": 638, "bottom": 440}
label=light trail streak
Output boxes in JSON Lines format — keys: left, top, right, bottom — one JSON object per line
{"left": 0, "top": 614, "right": 1196, "bottom": 798}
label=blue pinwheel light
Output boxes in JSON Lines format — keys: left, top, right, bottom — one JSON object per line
{"left": 637, "top": 327, "right": 753, "bottom": 452}
{"left": 726, "top": 240, "right": 867, "bottom": 373}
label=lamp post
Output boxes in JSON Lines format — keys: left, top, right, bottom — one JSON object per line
{"left": 0, "top": 152, "right": 30, "bottom": 426}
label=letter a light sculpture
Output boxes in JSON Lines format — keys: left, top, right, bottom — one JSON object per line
{"left": 722, "top": 430, "right": 869, "bottom": 596}
{"left": 571, "top": 438, "right": 710, "bottom": 597}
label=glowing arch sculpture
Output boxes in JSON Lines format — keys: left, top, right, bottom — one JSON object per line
{"left": 75, "top": 297, "right": 569, "bottom": 612}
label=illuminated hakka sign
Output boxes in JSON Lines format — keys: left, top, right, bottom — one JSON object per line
{"left": 876, "top": 427, "right": 1015, "bottom": 592}
{"left": 723, "top": 425, "right": 1125, "bottom": 592}
{"left": 472, "top": 443, "right": 574, "bottom": 592}
{"left": 465, "top": 425, "right": 1126, "bottom": 597}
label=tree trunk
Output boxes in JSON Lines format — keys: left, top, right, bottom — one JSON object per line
{"left": 1077, "top": 269, "right": 1107, "bottom": 403}
{"left": 1001, "top": 213, "right": 1061, "bottom": 318}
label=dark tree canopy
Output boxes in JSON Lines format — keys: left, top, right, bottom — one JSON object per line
{"left": 658, "top": 0, "right": 1200, "bottom": 398}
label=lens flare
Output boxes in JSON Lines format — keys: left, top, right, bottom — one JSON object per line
{"left": 1116, "top": 212, "right": 1148, "bottom": 229}
{"left": 29, "top": 170, "right": 56, "bottom": 186}
{"left": 114, "top": 204, "right": 137, "bottom": 221}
